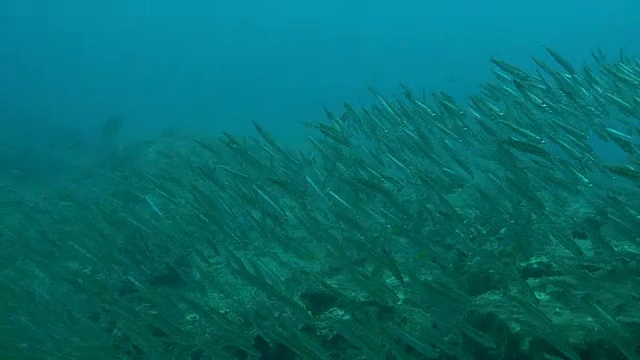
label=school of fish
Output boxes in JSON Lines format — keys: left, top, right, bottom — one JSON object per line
{"left": 1, "top": 47, "right": 640, "bottom": 359}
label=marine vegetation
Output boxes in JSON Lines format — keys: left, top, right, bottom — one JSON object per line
{"left": 1, "top": 48, "right": 640, "bottom": 359}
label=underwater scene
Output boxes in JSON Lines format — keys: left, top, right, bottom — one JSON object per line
{"left": 1, "top": 1, "right": 640, "bottom": 359}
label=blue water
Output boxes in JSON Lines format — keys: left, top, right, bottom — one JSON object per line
{"left": 0, "top": 0, "right": 638, "bottom": 176}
